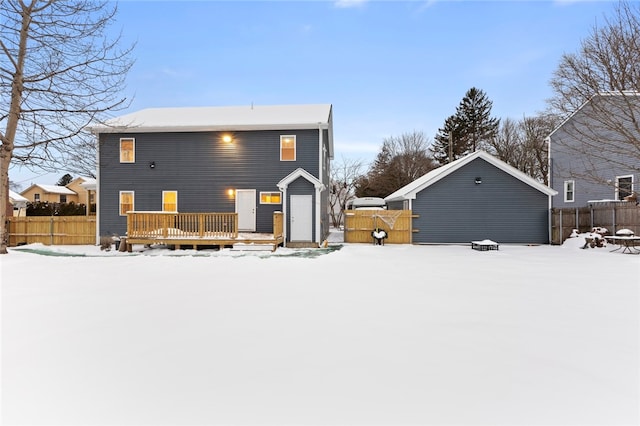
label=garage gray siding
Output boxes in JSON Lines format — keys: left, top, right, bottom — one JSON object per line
{"left": 99, "top": 129, "right": 320, "bottom": 236}
{"left": 412, "top": 158, "right": 550, "bottom": 244}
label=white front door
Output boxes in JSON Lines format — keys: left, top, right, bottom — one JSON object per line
{"left": 290, "top": 195, "right": 313, "bottom": 241}
{"left": 236, "top": 189, "right": 256, "bottom": 231}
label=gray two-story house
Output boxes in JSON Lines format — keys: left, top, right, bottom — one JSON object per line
{"left": 548, "top": 92, "right": 639, "bottom": 208}
{"left": 91, "top": 104, "right": 333, "bottom": 247}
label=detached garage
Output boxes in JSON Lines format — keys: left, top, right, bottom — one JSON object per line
{"left": 384, "top": 151, "right": 558, "bottom": 244}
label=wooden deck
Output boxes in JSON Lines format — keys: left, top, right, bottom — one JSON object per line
{"left": 124, "top": 211, "right": 284, "bottom": 251}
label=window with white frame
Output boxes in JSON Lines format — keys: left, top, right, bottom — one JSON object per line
{"left": 616, "top": 175, "right": 633, "bottom": 200}
{"left": 119, "top": 191, "right": 134, "bottom": 216}
{"left": 162, "top": 190, "right": 178, "bottom": 212}
{"left": 280, "top": 135, "right": 296, "bottom": 161}
{"left": 564, "top": 180, "right": 575, "bottom": 202}
{"left": 260, "top": 192, "right": 282, "bottom": 204}
{"left": 120, "top": 138, "right": 135, "bottom": 163}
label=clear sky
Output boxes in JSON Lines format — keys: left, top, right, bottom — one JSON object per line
{"left": 11, "top": 0, "right": 617, "bottom": 188}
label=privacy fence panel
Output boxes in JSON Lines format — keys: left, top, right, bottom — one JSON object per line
{"left": 7, "top": 217, "right": 96, "bottom": 246}
{"left": 551, "top": 202, "right": 639, "bottom": 244}
{"left": 343, "top": 210, "right": 414, "bottom": 244}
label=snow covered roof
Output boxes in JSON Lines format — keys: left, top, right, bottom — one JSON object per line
{"left": 91, "top": 104, "right": 333, "bottom": 134}
{"left": 384, "top": 150, "right": 558, "bottom": 203}
{"left": 9, "top": 190, "right": 28, "bottom": 204}
{"left": 277, "top": 168, "right": 324, "bottom": 190}
{"left": 21, "top": 184, "right": 76, "bottom": 195}
{"left": 78, "top": 177, "right": 96, "bottom": 190}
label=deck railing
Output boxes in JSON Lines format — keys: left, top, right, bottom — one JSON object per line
{"left": 127, "top": 211, "right": 239, "bottom": 240}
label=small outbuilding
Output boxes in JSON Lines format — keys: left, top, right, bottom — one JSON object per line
{"left": 9, "top": 190, "right": 28, "bottom": 217}
{"left": 384, "top": 150, "right": 558, "bottom": 244}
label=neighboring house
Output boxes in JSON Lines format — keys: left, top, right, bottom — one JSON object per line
{"left": 8, "top": 190, "right": 28, "bottom": 217}
{"left": 90, "top": 103, "right": 333, "bottom": 246}
{"left": 66, "top": 177, "right": 97, "bottom": 210}
{"left": 20, "top": 184, "right": 77, "bottom": 204}
{"left": 548, "top": 92, "right": 639, "bottom": 208}
{"left": 384, "top": 150, "right": 557, "bottom": 244}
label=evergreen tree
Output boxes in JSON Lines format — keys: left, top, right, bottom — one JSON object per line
{"left": 431, "top": 87, "right": 500, "bottom": 165}
{"left": 458, "top": 87, "right": 500, "bottom": 152}
{"left": 56, "top": 173, "right": 73, "bottom": 186}
{"left": 431, "top": 115, "right": 464, "bottom": 165}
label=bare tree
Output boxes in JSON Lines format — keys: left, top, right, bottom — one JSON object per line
{"left": 490, "top": 117, "right": 523, "bottom": 167}
{"left": 356, "top": 131, "right": 437, "bottom": 198}
{"left": 0, "top": 0, "right": 133, "bottom": 253}
{"left": 519, "top": 114, "right": 559, "bottom": 185}
{"left": 490, "top": 114, "right": 559, "bottom": 185}
{"left": 547, "top": 0, "right": 640, "bottom": 184}
{"left": 328, "top": 156, "right": 364, "bottom": 228}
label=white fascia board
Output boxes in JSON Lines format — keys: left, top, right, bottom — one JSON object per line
{"left": 91, "top": 122, "right": 326, "bottom": 134}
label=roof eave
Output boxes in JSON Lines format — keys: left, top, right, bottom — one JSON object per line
{"left": 91, "top": 122, "right": 330, "bottom": 134}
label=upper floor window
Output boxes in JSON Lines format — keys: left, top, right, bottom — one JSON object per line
{"left": 119, "top": 191, "right": 134, "bottom": 216}
{"left": 120, "top": 138, "right": 135, "bottom": 163}
{"left": 260, "top": 192, "right": 282, "bottom": 204}
{"left": 163, "top": 191, "right": 178, "bottom": 212}
{"left": 616, "top": 175, "right": 633, "bottom": 200}
{"left": 34, "top": 193, "right": 40, "bottom": 202}
{"left": 280, "top": 135, "right": 296, "bottom": 161}
{"left": 564, "top": 180, "right": 575, "bottom": 203}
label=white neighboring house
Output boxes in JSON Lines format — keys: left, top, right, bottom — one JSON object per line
{"left": 9, "top": 190, "right": 28, "bottom": 217}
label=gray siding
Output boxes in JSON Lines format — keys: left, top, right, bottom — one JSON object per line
{"left": 550, "top": 123, "right": 638, "bottom": 207}
{"left": 413, "top": 158, "right": 550, "bottom": 244}
{"left": 99, "top": 129, "right": 321, "bottom": 236}
{"left": 550, "top": 97, "right": 639, "bottom": 208}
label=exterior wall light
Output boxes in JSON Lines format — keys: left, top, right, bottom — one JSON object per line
{"left": 149, "top": 161, "right": 156, "bottom": 169}
{"left": 222, "top": 134, "right": 233, "bottom": 143}
{"left": 227, "top": 189, "right": 235, "bottom": 197}
{"left": 475, "top": 177, "right": 482, "bottom": 184}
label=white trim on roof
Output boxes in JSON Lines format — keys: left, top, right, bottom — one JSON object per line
{"left": 384, "top": 150, "right": 557, "bottom": 203}
{"left": 547, "top": 91, "right": 640, "bottom": 139}
{"left": 91, "top": 104, "right": 333, "bottom": 134}
{"left": 21, "top": 184, "right": 76, "bottom": 195}
{"left": 9, "top": 190, "right": 28, "bottom": 203}
{"left": 277, "top": 168, "right": 324, "bottom": 190}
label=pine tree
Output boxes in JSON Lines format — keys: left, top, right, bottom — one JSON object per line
{"left": 431, "top": 115, "right": 464, "bottom": 165}
{"left": 458, "top": 87, "right": 500, "bottom": 153}
{"left": 56, "top": 174, "right": 73, "bottom": 186}
{"left": 431, "top": 88, "right": 500, "bottom": 165}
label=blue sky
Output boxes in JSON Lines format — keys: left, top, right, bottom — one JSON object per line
{"left": 12, "top": 0, "right": 617, "bottom": 187}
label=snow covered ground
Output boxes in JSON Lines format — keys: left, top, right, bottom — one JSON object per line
{"left": 1, "top": 232, "right": 638, "bottom": 425}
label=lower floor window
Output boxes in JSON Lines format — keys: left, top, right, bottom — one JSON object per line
{"left": 564, "top": 180, "right": 575, "bottom": 202}
{"left": 119, "top": 191, "right": 134, "bottom": 216}
{"left": 260, "top": 192, "right": 282, "bottom": 204}
{"left": 616, "top": 175, "right": 633, "bottom": 200}
{"left": 163, "top": 190, "right": 178, "bottom": 212}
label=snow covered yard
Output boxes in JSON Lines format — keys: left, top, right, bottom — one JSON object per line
{"left": 1, "top": 237, "right": 638, "bottom": 425}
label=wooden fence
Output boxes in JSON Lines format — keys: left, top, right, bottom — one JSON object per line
{"left": 7, "top": 216, "right": 96, "bottom": 246}
{"left": 344, "top": 210, "right": 415, "bottom": 244}
{"left": 551, "top": 202, "right": 640, "bottom": 244}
